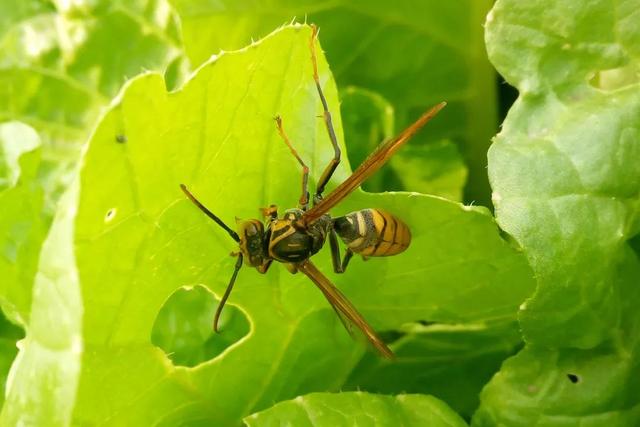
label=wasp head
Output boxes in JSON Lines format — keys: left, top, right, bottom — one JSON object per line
{"left": 236, "top": 219, "right": 267, "bottom": 267}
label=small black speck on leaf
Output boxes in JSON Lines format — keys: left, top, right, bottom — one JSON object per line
{"left": 417, "top": 320, "right": 435, "bottom": 326}
{"left": 567, "top": 373, "right": 579, "bottom": 383}
{"left": 116, "top": 134, "right": 127, "bottom": 143}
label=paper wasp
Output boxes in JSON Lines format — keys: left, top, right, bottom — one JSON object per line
{"left": 181, "top": 25, "right": 445, "bottom": 358}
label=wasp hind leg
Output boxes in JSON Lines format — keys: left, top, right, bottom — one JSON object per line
{"left": 329, "top": 229, "right": 354, "bottom": 274}
{"left": 256, "top": 259, "right": 273, "bottom": 274}
{"left": 285, "top": 263, "right": 298, "bottom": 274}
{"left": 309, "top": 24, "right": 341, "bottom": 204}
{"left": 275, "top": 116, "right": 310, "bottom": 210}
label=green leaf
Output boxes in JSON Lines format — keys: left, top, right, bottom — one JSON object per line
{"left": 339, "top": 86, "right": 394, "bottom": 193}
{"left": 340, "top": 87, "right": 467, "bottom": 201}
{"left": 0, "top": 121, "right": 45, "bottom": 326}
{"left": 0, "top": 120, "right": 47, "bottom": 414}
{"left": 170, "top": 0, "right": 498, "bottom": 204}
{"left": 0, "top": 0, "right": 185, "bottom": 201}
{"left": 0, "top": 180, "right": 82, "bottom": 426}
{"left": 67, "top": 24, "right": 532, "bottom": 425}
{"left": 244, "top": 392, "right": 468, "bottom": 427}
{"left": 475, "top": 0, "right": 640, "bottom": 424}
{"left": 0, "top": 1, "right": 186, "bottom": 421}
{"left": 151, "top": 285, "right": 250, "bottom": 367}
{"left": 0, "top": 0, "right": 186, "bottom": 323}
{"left": 487, "top": 0, "right": 640, "bottom": 350}
{"left": 0, "top": 312, "right": 23, "bottom": 408}
{"left": 388, "top": 142, "right": 467, "bottom": 202}
{"left": 346, "top": 322, "right": 522, "bottom": 419}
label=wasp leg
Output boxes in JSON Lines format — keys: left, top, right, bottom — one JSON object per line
{"left": 329, "top": 229, "right": 355, "bottom": 274}
{"left": 342, "top": 249, "right": 354, "bottom": 271}
{"left": 275, "top": 115, "right": 310, "bottom": 210}
{"left": 285, "top": 263, "right": 298, "bottom": 274}
{"left": 260, "top": 205, "right": 278, "bottom": 220}
{"left": 256, "top": 259, "right": 273, "bottom": 274}
{"left": 213, "top": 253, "right": 243, "bottom": 332}
{"left": 309, "top": 24, "right": 341, "bottom": 204}
{"left": 329, "top": 228, "right": 345, "bottom": 273}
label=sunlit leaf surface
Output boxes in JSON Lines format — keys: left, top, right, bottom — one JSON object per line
{"left": 245, "top": 392, "right": 468, "bottom": 427}
{"left": 474, "top": 0, "right": 640, "bottom": 425}
{"left": 62, "top": 25, "right": 531, "bottom": 424}
{"left": 170, "top": 0, "right": 497, "bottom": 204}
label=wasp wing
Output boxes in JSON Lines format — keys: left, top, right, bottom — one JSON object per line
{"left": 301, "top": 102, "right": 446, "bottom": 225}
{"left": 298, "top": 260, "right": 394, "bottom": 359}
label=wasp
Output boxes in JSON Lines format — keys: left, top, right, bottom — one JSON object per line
{"left": 181, "top": 25, "right": 445, "bottom": 358}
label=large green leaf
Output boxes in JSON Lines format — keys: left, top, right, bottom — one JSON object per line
{"left": 0, "top": 122, "right": 44, "bottom": 326}
{"left": 0, "top": 180, "right": 82, "bottom": 426}
{"left": 0, "top": 0, "right": 187, "bottom": 422}
{"left": 0, "top": 0, "right": 185, "bottom": 335}
{"left": 244, "top": 392, "right": 468, "bottom": 427}
{"left": 0, "top": 0, "right": 184, "bottom": 200}
{"left": 170, "top": 0, "right": 497, "bottom": 204}
{"left": 474, "top": 0, "right": 640, "bottom": 425}
{"left": 346, "top": 322, "right": 522, "bottom": 419}
{"left": 0, "top": 122, "right": 44, "bottom": 412}
{"left": 66, "top": 25, "right": 532, "bottom": 425}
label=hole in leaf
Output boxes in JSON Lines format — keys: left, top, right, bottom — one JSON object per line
{"left": 151, "top": 285, "right": 250, "bottom": 367}
{"left": 567, "top": 373, "right": 580, "bottom": 383}
{"left": 104, "top": 208, "right": 117, "bottom": 222}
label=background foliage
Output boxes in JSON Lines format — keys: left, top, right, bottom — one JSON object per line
{"left": 0, "top": 0, "right": 637, "bottom": 426}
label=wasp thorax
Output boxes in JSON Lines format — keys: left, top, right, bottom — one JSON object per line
{"left": 236, "top": 219, "right": 266, "bottom": 266}
{"left": 283, "top": 208, "right": 303, "bottom": 221}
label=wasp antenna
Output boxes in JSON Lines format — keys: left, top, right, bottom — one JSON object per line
{"left": 213, "top": 253, "right": 243, "bottom": 332}
{"left": 180, "top": 184, "right": 241, "bottom": 243}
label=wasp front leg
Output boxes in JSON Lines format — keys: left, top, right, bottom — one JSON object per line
{"left": 309, "top": 24, "right": 341, "bottom": 204}
{"left": 275, "top": 116, "right": 310, "bottom": 210}
{"left": 260, "top": 205, "right": 278, "bottom": 220}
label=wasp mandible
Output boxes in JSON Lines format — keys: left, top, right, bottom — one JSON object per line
{"left": 181, "top": 25, "right": 446, "bottom": 358}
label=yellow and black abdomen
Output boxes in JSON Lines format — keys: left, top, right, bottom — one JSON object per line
{"left": 333, "top": 209, "right": 411, "bottom": 256}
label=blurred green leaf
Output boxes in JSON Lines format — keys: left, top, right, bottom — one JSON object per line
{"left": 0, "top": 122, "right": 45, "bottom": 326}
{"left": 244, "top": 392, "right": 468, "bottom": 427}
{"left": 389, "top": 141, "right": 467, "bottom": 202}
{"left": 475, "top": 0, "right": 640, "bottom": 425}
{"left": 0, "top": 0, "right": 187, "bottom": 423}
{"left": 0, "top": 0, "right": 186, "bottom": 324}
{"left": 346, "top": 322, "right": 522, "bottom": 419}
{"left": 0, "top": 312, "right": 23, "bottom": 408}
{"left": 340, "top": 87, "right": 467, "bottom": 201}
{"left": 0, "top": 120, "right": 46, "bottom": 414}
{"left": 62, "top": 25, "right": 532, "bottom": 425}
{"left": 170, "top": 0, "right": 498, "bottom": 204}
{"left": 339, "top": 86, "right": 394, "bottom": 193}
{"left": 0, "top": 0, "right": 185, "bottom": 203}
{"left": 1, "top": 180, "right": 82, "bottom": 426}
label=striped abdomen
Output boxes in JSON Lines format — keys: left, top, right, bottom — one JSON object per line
{"left": 333, "top": 209, "right": 411, "bottom": 256}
